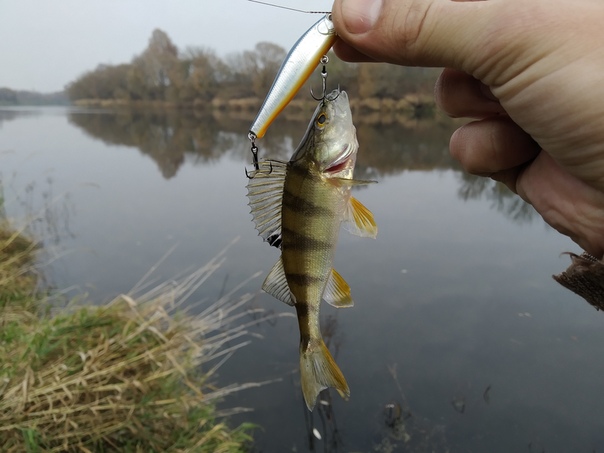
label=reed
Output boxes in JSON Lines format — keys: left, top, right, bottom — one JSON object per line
{"left": 0, "top": 229, "right": 267, "bottom": 452}
{"left": 0, "top": 220, "right": 40, "bottom": 315}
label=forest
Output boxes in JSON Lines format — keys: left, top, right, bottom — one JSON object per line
{"left": 66, "top": 29, "right": 441, "bottom": 108}
{"left": 0, "top": 88, "right": 67, "bottom": 106}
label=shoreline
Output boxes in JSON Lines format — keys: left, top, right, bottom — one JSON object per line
{"left": 72, "top": 93, "right": 435, "bottom": 116}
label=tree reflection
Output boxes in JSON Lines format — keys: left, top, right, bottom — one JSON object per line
{"left": 457, "top": 173, "right": 537, "bottom": 223}
{"left": 0, "top": 109, "right": 38, "bottom": 128}
{"left": 0, "top": 110, "right": 19, "bottom": 126}
{"left": 371, "top": 364, "right": 449, "bottom": 452}
{"left": 353, "top": 114, "right": 460, "bottom": 178}
{"left": 68, "top": 110, "right": 235, "bottom": 179}
{"left": 68, "top": 108, "right": 461, "bottom": 179}
{"left": 68, "top": 108, "right": 536, "bottom": 224}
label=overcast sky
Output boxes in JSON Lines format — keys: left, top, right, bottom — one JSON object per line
{"left": 0, "top": 0, "right": 333, "bottom": 92}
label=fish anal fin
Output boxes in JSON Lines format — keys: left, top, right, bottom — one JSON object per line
{"left": 261, "top": 257, "right": 295, "bottom": 306}
{"left": 299, "top": 339, "right": 350, "bottom": 411}
{"left": 324, "top": 269, "right": 354, "bottom": 308}
{"left": 344, "top": 196, "right": 378, "bottom": 238}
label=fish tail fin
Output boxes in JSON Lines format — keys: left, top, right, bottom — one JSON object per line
{"left": 299, "top": 339, "right": 350, "bottom": 411}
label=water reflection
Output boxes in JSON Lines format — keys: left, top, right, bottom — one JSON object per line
{"left": 68, "top": 110, "right": 235, "bottom": 178}
{"left": 458, "top": 173, "right": 537, "bottom": 223}
{"left": 374, "top": 364, "right": 448, "bottom": 453}
{"left": 0, "top": 108, "right": 44, "bottom": 129}
{"left": 0, "top": 109, "right": 19, "bottom": 126}
{"left": 355, "top": 117, "right": 459, "bottom": 174}
{"left": 303, "top": 316, "right": 345, "bottom": 453}
{"left": 68, "top": 108, "right": 533, "bottom": 225}
{"left": 68, "top": 109, "right": 460, "bottom": 175}
{"left": 293, "top": 316, "right": 452, "bottom": 453}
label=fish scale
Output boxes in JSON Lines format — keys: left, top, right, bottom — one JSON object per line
{"left": 282, "top": 167, "right": 343, "bottom": 305}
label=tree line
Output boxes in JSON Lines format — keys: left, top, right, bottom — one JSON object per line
{"left": 0, "top": 88, "right": 67, "bottom": 106}
{"left": 66, "top": 29, "right": 440, "bottom": 106}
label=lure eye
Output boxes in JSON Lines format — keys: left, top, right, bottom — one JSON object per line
{"left": 316, "top": 113, "right": 327, "bottom": 127}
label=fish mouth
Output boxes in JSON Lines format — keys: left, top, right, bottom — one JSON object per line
{"left": 325, "top": 143, "right": 354, "bottom": 173}
{"left": 325, "top": 89, "right": 342, "bottom": 102}
{"left": 325, "top": 159, "right": 350, "bottom": 174}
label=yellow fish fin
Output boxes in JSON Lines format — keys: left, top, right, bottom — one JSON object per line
{"left": 323, "top": 269, "right": 354, "bottom": 308}
{"left": 246, "top": 160, "right": 287, "bottom": 248}
{"left": 299, "top": 339, "right": 350, "bottom": 411}
{"left": 261, "top": 257, "right": 295, "bottom": 306}
{"left": 343, "top": 196, "right": 378, "bottom": 238}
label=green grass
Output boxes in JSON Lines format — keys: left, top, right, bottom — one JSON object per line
{"left": 0, "top": 224, "right": 263, "bottom": 452}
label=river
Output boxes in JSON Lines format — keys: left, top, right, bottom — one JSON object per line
{"left": 0, "top": 106, "right": 601, "bottom": 452}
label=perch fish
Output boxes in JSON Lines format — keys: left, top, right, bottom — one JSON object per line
{"left": 246, "top": 89, "right": 377, "bottom": 410}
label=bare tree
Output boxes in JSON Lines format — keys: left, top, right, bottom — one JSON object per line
{"left": 133, "top": 29, "right": 179, "bottom": 100}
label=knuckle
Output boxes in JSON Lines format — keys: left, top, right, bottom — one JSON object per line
{"left": 388, "top": 0, "right": 433, "bottom": 58}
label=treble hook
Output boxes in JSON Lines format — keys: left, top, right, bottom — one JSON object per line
{"left": 245, "top": 159, "right": 273, "bottom": 179}
{"left": 310, "top": 55, "right": 330, "bottom": 101}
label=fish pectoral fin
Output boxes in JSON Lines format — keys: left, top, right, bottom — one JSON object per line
{"left": 343, "top": 196, "right": 378, "bottom": 238}
{"left": 323, "top": 269, "right": 354, "bottom": 308}
{"left": 261, "top": 257, "right": 295, "bottom": 306}
{"left": 299, "top": 339, "right": 350, "bottom": 411}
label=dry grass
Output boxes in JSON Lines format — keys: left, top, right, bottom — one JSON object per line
{"left": 0, "top": 221, "right": 39, "bottom": 308}
{"left": 0, "top": 231, "right": 270, "bottom": 452}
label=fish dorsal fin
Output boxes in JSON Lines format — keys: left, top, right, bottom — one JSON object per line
{"left": 323, "top": 269, "right": 354, "bottom": 308}
{"left": 246, "top": 160, "right": 287, "bottom": 248}
{"left": 261, "top": 257, "right": 295, "bottom": 306}
{"left": 343, "top": 196, "right": 378, "bottom": 238}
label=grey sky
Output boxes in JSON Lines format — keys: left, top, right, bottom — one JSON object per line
{"left": 1, "top": 0, "right": 332, "bottom": 92}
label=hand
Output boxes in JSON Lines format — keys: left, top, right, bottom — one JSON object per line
{"left": 331, "top": 0, "right": 604, "bottom": 258}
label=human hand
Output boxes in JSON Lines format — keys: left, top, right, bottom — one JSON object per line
{"left": 331, "top": 0, "right": 604, "bottom": 258}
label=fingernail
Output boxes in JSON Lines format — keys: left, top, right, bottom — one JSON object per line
{"left": 341, "top": 0, "right": 382, "bottom": 34}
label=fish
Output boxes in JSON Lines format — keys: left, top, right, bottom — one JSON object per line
{"left": 249, "top": 13, "right": 337, "bottom": 140}
{"left": 246, "top": 89, "right": 377, "bottom": 410}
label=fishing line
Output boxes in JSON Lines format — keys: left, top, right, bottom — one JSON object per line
{"left": 247, "top": 0, "right": 329, "bottom": 14}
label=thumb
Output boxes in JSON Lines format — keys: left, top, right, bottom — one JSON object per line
{"left": 331, "top": 0, "right": 501, "bottom": 73}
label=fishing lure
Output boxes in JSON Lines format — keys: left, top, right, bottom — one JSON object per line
{"left": 248, "top": 13, "right": 338, "bottom": 141}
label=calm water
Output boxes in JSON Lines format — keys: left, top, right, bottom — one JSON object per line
{"left": 1, "top": 106, "right": 603, "bottom": 452}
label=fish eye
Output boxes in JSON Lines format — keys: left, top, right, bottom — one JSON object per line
{"left": 316, "top": 113, "right": 327, "bottom": 126}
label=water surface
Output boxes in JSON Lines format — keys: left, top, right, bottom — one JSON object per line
{"left": 1, "top": 106, "right": 601, "bottom": 452}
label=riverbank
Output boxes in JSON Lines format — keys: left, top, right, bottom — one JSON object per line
{"left": 72, "top": 93, "right": 435, "bottom": 117}
{"left": 0, "top": 220, "right": 256, "bottom": 452}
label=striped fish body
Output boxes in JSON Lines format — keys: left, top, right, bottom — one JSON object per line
{"left": 246, "top": 89, "right": 378, "bottom": 410}
{"left": 281, "top": 162, "right": 348, "bottom": 315}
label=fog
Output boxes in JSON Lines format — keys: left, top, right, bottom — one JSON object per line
{"left": 0, "top": 0, "right": 331, "bottom": 92}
